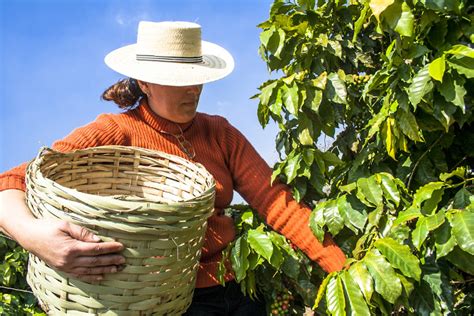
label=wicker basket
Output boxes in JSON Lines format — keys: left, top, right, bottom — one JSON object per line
{"left": 25, "top": 146, "right": 215, "bottom": 315}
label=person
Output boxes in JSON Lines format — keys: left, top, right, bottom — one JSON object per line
{"left": 0, "top": 21, "right": 346, "bottom": 315}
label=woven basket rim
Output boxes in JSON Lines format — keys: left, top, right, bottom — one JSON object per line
{"left": 27, "top": 145, "right": 216, "bottom": 208}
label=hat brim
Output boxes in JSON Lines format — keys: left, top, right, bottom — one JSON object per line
{"left": 104, "top": 41, "right": 234, "bottom": 86}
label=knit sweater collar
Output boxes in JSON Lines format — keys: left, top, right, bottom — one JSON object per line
{"left": 137, "top": 98, "right": 195, "bottom": 134}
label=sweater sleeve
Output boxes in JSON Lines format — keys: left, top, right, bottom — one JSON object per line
{"left": 218, "top": 118, "right": 346, "bottom": 273}
{"left": 0, "top": 114, "right": 125, "bottom": 192}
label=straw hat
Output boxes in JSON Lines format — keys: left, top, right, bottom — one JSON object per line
{"left": 105, "top": 21, "right": 234, "bottom": 86}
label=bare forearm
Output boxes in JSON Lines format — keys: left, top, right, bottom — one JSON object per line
{"left": 0, "top": 189, "right": 36, "bottom": 244}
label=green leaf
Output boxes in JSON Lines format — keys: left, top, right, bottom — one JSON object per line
{"left": 313, "top": 273, "right": 333, "bottom": 310}
{"left": 413, "top": 182, "right": 445, "bottom": 207}
{"left": 353, "top": 2, "right": 370, "bottom": 42}
{"left": 377, "top": 173, "right": 401, "bottom": 206}
{"left": 282, "top": 83, "right": 300, "bottom": 116}
{"left": 337, "top": 195, "right": 367, "bottom": 232}
{"left": 356, "top": 176, "right": 383, "bottom": 207}
{"left": 446, "top": 45, "right": 474, "bottom": 58}
{"left": 429, "top": 56, "right": 446, "bottom": 82}
{"left": 439, "top": 166, "right": 466, "bottom": 182}
{"left": 448, "top": 57, "right": 474, "bottom": 78}
{"left": 364, "top": 250, "right": 402, "bottom": 304}
{"left": 446, "top": 246, "right": 474, "bottom": 275}
{"left": 309, "top": 207, "right": 325, "bottom": 242}
{"left": 326, "top": 274, "right": 346, "bottom": 316}
{"left": 231, "top": 238, "right": 249, "bottom": 282}
{"left": 370, "top": 0, "right": 395, "bottom": 22}
{"left": 450, "top": 211, "right": 474, "bottom": 255}
{"left": 247, "top": 230, "right": 273, "bottom": 262}
{"left": 453, "top": 188, "right": 472, "bottom": 209}
{"left": 438, "top": 72, "right": 466, "bottom": 107}
{"left": 412, "top": 216, "right": 429, "bottom": 249}
{"left": 284, "top": 152, "right": 301, "bottom": 183}
{"left": 408, "top": 65, "right": 433, "bottom": 107}
{"left": 435, "top": 221, "right": 456, "bottom": 259}
{"left": 349, "top": 262, "right": 374, "bottom": 302}
{"left": 312, "top": 71, "right": 327, "bottom": 90}
{"left": 394, "top": 206, "right": 421, "bottom": 226}
{"left": 425, "top": 210, "right": 445, "bottom": 231}
{"left": 397, "top": 109, "right": 423, "bottom": 142}
{"left": 384, "top": 1, "right": 414, "bottom": 37}
{"left": 374, "top": 237, "right": 421, "bottom": 281}
{"left": 324, "top": 199, "right": 344, "bottom": 236}
{"left": 327, "top": 72, "right": 347, "bottom": 104}
{"left": 341, "top": 271, "right": 370, "bottom": 316}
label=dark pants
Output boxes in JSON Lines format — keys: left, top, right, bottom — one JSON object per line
{"left": 183, "top": 281, "right": 267, "bottom": 316}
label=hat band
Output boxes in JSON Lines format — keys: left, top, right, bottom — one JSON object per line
{"left": 136, "top": 54, "right": 203, "bottom": 63}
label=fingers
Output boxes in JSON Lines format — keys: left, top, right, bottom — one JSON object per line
{"left": 73, "top": 254, "right": 126, "bottom": 268}
{"left": 72, "top": 274, "right": 105, "bottom": 283}
{"left": 69, "top": 264, "right": 126, "bottom": 276}
{"left": 74, "top": 240, "right": 124, "bottom": 256}
{"left": 61, "top": 221, "right": 101, "bottom": 242}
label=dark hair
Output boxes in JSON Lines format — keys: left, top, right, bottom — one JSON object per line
{"left": 101, "top": 78, "right": 145, "bottom": 110}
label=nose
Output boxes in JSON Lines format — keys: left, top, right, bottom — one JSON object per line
{"left": 186, "top": 85, "right": 202, "bottom": 96}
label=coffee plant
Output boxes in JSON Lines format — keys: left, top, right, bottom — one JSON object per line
{"left": 0, "top": 236, "right": 45, "bottom": 315}
{"left": 220, "top": 0, "right": 473, "bottom": 315}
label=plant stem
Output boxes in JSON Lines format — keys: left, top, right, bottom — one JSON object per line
{"left": 407, "top": 134, "right": 444, "bottom": 190}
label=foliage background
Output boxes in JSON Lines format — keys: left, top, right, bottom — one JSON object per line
{"left": 222, "top": 0, "right": 474, "bottom": 315}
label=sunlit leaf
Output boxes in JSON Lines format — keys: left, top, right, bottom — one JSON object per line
{"left": 408, "top": 65, "right": 433, "bottom": 108}
{"left": 341, "top": 271, "right": 371, "bottom": 316}
{"left": 326, "top": 274, "right": 346, "bottom": 316}
{"left": 435, "top": 221, "right": 456, "bottom": 258}
{"left": 370, "top": 0, "right": 395, "bottom": 22}
{"left": 429, "top": 56, "right": 446, "bottom": 82}
{"left": 450, "top": 212, "right": 474, "bottom": 255}
{"left": 364, "top": 249, "right": 402, "bottom": 304}
{"left": 413, "top": 216, "right": 429, "bottom": 249}
{"left": 349, "top": 262, "right": 374, "bottom": 302}
{"left": 375, "top": 237, "right": 421, "bottom": 281}
{"left": 357, "top": 176, "right": 383, "bottom": 207}
{"left": 247, "top": 230, "right": 273, "bottom": 262}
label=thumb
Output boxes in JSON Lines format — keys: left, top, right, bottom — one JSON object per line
{"left": 61, "top": 221, "right": 101, "bottom": 242}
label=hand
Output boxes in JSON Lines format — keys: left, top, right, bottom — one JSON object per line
{"left": 22, "top": 218, "right": 125, "bottom": 283}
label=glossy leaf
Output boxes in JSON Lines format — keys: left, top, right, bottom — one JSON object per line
{"left": 348, "top": 262, "right": 374, "bottom": 302}
{"left": 398, "top": 109, "right": 423, "bottom": 142}
{"left": 374, "top": 237, "right": 421, "bottom": 281}
{"left": 448, "top": 57, "right": 474, "bottom": 78}
{"left": 284, "top": 152, "right": 301, "bottom": 183}
{"left": 337, "top": 195, "right": 367, "bottom": 232}
{"left": 247, "top": 230, "right": 273, "bottom": 262}
{"left": 446, "top": 44, "right": 474, "bottom": 58}
{"left": 231, "top": 238, "right": 249, "bottom": 282}
{"left": 357, "top": 176, "right": 383, "bottom": 207}
{"left": 313, "top": 273, "right": 333, "bottom": 310}
{"left": 282, "top": 82, "right": 300, "bottom": 116}
{"left": 377, "top": 173, "right": 400, "bottom": 206}
{"left": 450, "top": 212, "right": 474, "bottom": 255}
{"left": 408, "top": 65, "right": 433, "bottom": 107}
{"left": 341, "top": 271, "right": 370, "bottom": 316}
{"left": 435, "top": 221, "right": 457, "bottom": 258}
{"left": 412, "top": 216, "right": 429, "bottom": 249}
{"left": 326, "top": 274, "right": 346, "bottom": 316}
{"left": 370, "top": 0, "right": 395, "bottom": 22}
{"left": 323, "top": 199, "right": 344, "bottom": 236}
{"left": 364, "top": 250, "right": 402, "bottom": 304}
{"left": 429, "top": 56, "right": 446, "bottom": 82}
{"left": 309, "top": 206, "right": 325, "bottom": 242}
{"left": 446, "top": 246, "right": 474, "bottom": 275}
{"left": 327, "top": 72, "right": 347, "bottom": 104}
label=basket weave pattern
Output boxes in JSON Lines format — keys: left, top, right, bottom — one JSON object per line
{"left": 25, "top": 146, "right": 215, "bottom": 315}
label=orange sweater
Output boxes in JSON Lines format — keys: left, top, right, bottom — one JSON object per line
{"left": 0, "top": 100, "right": 345, "bottom": 287}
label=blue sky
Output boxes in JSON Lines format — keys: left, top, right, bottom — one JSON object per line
{"left": 0, "top": 0, "right": 280, "bottom": 177}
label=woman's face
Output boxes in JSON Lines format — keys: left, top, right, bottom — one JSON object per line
{"left": 138, "top": 81, "right": 203, "bottom": 123}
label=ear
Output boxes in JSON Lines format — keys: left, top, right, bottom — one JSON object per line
{"left": 137, "top": 80, "right": 149, "bottom": 95}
